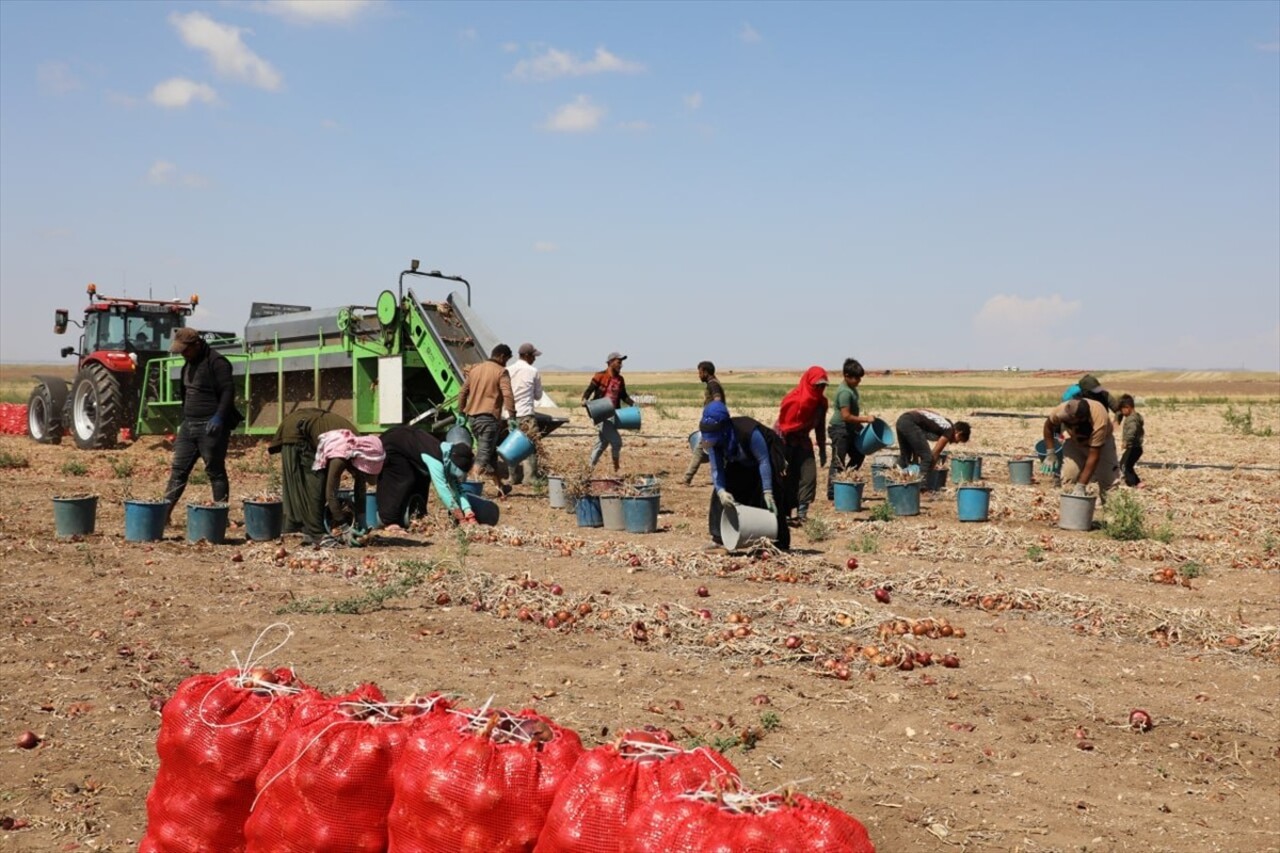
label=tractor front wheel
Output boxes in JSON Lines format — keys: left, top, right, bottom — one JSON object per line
{"left": 27, "top": 384, "right": 63, "bottom": 444}
{"left": 67, "top": 365, "right": 124, "bottom": 450}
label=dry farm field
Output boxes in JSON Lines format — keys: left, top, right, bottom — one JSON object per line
{"left": 0, "top": 367, "right": 1278, "bottom": 852}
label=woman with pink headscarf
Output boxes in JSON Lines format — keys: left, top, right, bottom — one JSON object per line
{"left": 311, "top": 429, "right": 386, "bottom": 541}
{"left": 774, "top": 365, "right": 830, "bottom": 526}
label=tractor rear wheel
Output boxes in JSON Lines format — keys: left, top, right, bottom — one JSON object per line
{"left": 67, "top": 364, "right": 124, "bottom": 450}
{"left": 27, "top": 384, "right": 63, "bottom": 444}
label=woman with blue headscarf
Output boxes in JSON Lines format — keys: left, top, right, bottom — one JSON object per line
{"left": 698, "top": 401, "right": 790, "bottom": 551}
{"left": 376, "top": 426, "right": 476, "bottom": 528}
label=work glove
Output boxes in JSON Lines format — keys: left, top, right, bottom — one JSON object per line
{"left": 450, "top": 508, "right": 466, "bottom": 525}
{"left": 509, "top": 418, "right": 519, "bottom": 433}
{"left": 818, "top": 447, "right": 828, "bottom": 467}
{"left": 1040, "top": 460, "right": 1059, "bottom": 475}
{"left": 1071, "top": 483, "right": 1088, "bottom": 497}
{"left": 905, "top": 464, "right": 921, "bottom": 477}
{"left": 763, "top": 490, "right": 777, "bottom": 514}
{"left": 717, "top": 489, "right": 736, "bottom": 508}
{"left": 205, "top": 414, "right": 224, "bottom": 437}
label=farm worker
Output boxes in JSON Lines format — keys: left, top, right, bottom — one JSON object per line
{"left": 581, "top": 352, "right": 635, "bottom": 473}
{"left": 162, "top": 327, "right": 242, "bottom": 525}
{"left": 699, "top": 401, "right": 790, "bottom": 552}
{"left": 267, "top": 408, "right": 357, "bottom": 546}
{"left": 894, "top": 410, "right": 971, "bottom": 487}
{"left": 774, "top": 366, "right": 829, "bottom": 526}
{"left": 682, "top": 361, "right": 726, "bottom": 486}
{"left": 506, "top": 342, "right": 544, "bottom": 486}
{"left": 1042, "top": 397, "right": 1120, "bottom": 499}
{"left": 1064, "top": 374, "right": 1120, "bottom": 413}
{"left": 1116, "top": 394, "right": 1145, "bottom": 488}
{"left": 311, "top": 429, "right": 385, "bottom": 544}
{"left": 458, "top": 344, "right": 516, "bottom": 498}
{"left": 376, "top": 426, "right": 477, "bottom": 527}
{"left": 826, "top": 358, "right": 878, "bottom": 500}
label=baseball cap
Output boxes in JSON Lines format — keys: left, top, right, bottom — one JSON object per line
{"left": 606, "top": 351, "right": 627, "bottom": 362}
{"left": 518, "top": 343, "right": 542, "bottom": 357}
{"left": 1078, "top": 374, "right": 1101, "bottom": 393}
{"left": 169, "top": 327, "right": 200, "bottom": 353}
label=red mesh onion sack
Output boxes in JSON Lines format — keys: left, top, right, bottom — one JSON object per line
{"left": 621, "top": 784, "right": 875, "bottom": 853}
{"left": 139, "top": 666, "right": 319, "bottom": 853}
{"left": 533, "top": 729, "right": 739, "bottom": 853}
{"left": 388, "top": 706, "right": 585, "bottom": 852}
{"left": 244, "top": 684, "right": 434, "bottom": 853}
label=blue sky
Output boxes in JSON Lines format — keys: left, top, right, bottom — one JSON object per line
{"left": 2, "top": 0, "right": 1277, "bottom": 372}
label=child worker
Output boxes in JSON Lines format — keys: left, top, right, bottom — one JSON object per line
{"left": 826, "top": 358, "right": 878, "bottom": 501}
{"left": 894, "top": 410, "right": 971, "bottom": 487}
{"left": 1116, "top": 394, "right": 1145, "bottom": 488}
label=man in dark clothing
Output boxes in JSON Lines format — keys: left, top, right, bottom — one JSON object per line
{"left": 163, "top": 328, "right": 240, "bottom": 524}
{"left": 699, "top": 401, "right": 790, "bottom": 552}
{"left": 268, "top": 408, "right": 358, "bottom": 543}
{"left": 682, "top": 361, "right": 726, "bottom": 486}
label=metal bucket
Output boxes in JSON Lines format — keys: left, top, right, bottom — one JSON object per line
{"left": 53, "top": 495, "right": 97, "bottom": 538}
{"left": 187, "top": 503, "right": 229, "bottom": 543}
{"left": 886, "top": 482, "right": 921, "bottom": 516}
{"left": 622, "top": 494, "right": 660, "bottom": 533}
{"left": 585, "top": 398, "right": 616, "bottom": 424}
{"left": 956, "top": 486, "right": 991, "bottom": 522}
{"left": 613, "top": 406, "right": 642, "bottom": 430}
{"left": 832, "top": 481, "right": 863, "bottom": 512}
{"left": 855, "top": 418, "right": 895, "bottom": 455}
{"left": 243, "top": 499, "right": 284, "bottom": 541}
{"left": 720, "top": 504, "right": 778, "bottom": 551}
{"left": 124, "top": 500, "right": 168, "bottom": 542}
{"left": 1058, "top": 493, "right": 1096, "bottom": 531}
{"left": 1008, "top": 459, "right": 1034, "bottom": 486}
{"left": 599, "top": 494, "right": 627, "bottom": 531}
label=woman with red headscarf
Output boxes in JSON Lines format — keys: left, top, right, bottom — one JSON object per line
{"left": 774, "top": 365, "right": 829, "bottom": 526}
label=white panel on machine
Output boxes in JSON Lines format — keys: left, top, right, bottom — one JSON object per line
{"left": 378, "top": 356, "right": 403, "bottom": 425}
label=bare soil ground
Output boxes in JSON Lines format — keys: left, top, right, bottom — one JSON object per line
{"left": 1, "top": 372, "right": 1278, "bottom": 852}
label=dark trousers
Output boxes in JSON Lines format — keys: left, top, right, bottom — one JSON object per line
{"left": 377, "top": 449, "right": 432, "bottom": 528}
{"left": 708, "top": 465, "right": 790, "bottom": 551}
{"left": 280, "top": 444, "right": 326, "bottom": 536}
{"left": 163, "top": 417, "right": 230, "bottom": 518}
{"left": 781, "top": 441, "right": 816, "bottom": 519}
{"left": 896, "top": 417, "right": 933, "bottom": 474}
{"left": 1120, "top": 445, "right": 1143, "bottom": 487}
{"left": 826, "top": 422, "right": 865, "bottom": 499}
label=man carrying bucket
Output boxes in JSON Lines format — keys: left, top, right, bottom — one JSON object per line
{"left": 1042, "top": 397, "right": 1120, "bottom": 499}
{"left": 506, "top": 343, "right": 544, "bottom": 486}
{"left": 682, "top": 361, "right": 726, "bottom": 486}
{"left": 581, "top": 352, "right": 634, "bottom": 473}
{"left": 699, "top": 401, "right": 790, "bottom": 552}
{"left": 458, "top": 344, "right": 516, "bottom": 498}
{"left": 826, "top": 358, "right": 878, "bottom": 500}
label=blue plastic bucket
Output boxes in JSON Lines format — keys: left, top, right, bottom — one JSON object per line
{"left": 613, "top": 407, "right": 642, "bottom": 430}
{"left": 924, "top": 468, "right": 949, "bottom": 492}
{"left": 855, "top": 419, "right": 895, "bottom": 455}
{"left": 1034, "top": 440, "right": 1064, "bottom": 463}
{"left": 497, "top": 429, "right": 534, "bottom": 465}
{"left": 124, "top": 500, "right": 168, "bottom": 542}
{"left": 622, "top": 494, "right": 660, "bottom": 533}
{"left": 53, "top": 495, "right": 97, "bottom": 538}
{"left": 461, "top": 481, "right": 484, "bottom": 497}
{"left": 956, "top": 486, "right": 991, "bottom": 522}
{"left": 1007, "top": 459, "right": 1034, "bottom": 486}
{"left": 633, "top": 475, "right": 661, "bottom": 496}
{"left": 885, "top": 482, "right": 920, "bottom": 516}
{"left": 950, "top": 456, "right": 978, "bottom": 483}
{"left": 469, "top": 495, "right": 501, "bottom": 526}
{"left": 575, "top": 495, "right": 603, "bottom": 528}
{"left": 243, "top": 499, "right": 284, "bottom": 541}
{"left": 187, "top": 503, "right": 229, "bottom": 543}
{"left": 832, "top": 481, "right": 863, "bottom": 512}
{"left": 585, "top": 398, "right": 615, "bottom": 424}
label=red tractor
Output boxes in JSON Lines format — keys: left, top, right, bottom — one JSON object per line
{"left": 28, "top": 283, "right": 199, "bottom": 449}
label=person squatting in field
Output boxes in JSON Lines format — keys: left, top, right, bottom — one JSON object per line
{"left": 268, "top": 408, "right": 359, "bottom": 546}
{"left": 775, "top": 366, "right": 829, "bottom": 525}
{"left": 894, "top": 409, "right": 971, "bottom": 485}
{"left": 826, "top": 358, "right": 878, "bottom": 501}
{"left": 581, "top": 352, "right": 634, "bottom": 473}
{"left": 376, "top": 426, "right": 478, "bottom": 527}
{"left": 682, "top": 361, "right": 726, "bottom": 486}
{"left": 1043, "top": 397, "right": 1120, "bottom": 499}
{"left": 458, "top": 344, "right": 516, "bottom": 498}
{"left": 310, "top": 429, "right": 385, "bottom": 545}
{"left": 699, "top": 401, "right": 791, "bottom": 552}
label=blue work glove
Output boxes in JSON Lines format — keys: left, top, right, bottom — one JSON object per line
{"left": 205, "top": 414, "right": 224, "bottom": 437}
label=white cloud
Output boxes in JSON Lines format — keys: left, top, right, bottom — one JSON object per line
{"left": 683, "top": 92, "right": 703, "bottom": 112}
{"left": 147, "top": 160, "right": 209, "bottom": 188}
{"left": 170, "top": 11, "right": 283, "bottom": 91}
{"left": 973, "top": 293, "right": 1080, "bottom": 334}
{"left": 533, "top": 241, "right": 559, "bottom": 253}
{"left": 618, "top": 119, "right": 650, "bottom": 132}
{"left": 251, "top": 0, "right": 375, "bottom": 25}
{"left": 511, "top": 46, "right": 644, "bottom": 80}
{"left": 38, "top": 61, "right": 81, "bottom": 95}
{"left": 737, "top": 22, "right": 762, "bottom": 44}
{"left": 149, "top": 77, "right": 219, "bottom": 109}
{"left": 542, "top": 95, "right": 605, "bottom": 133}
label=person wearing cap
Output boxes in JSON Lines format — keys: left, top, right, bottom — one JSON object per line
{"left": 162, "top": 327, "right": 242, "bottom": 524}
{"left": 506, "top": 343, "right": 544, "bottom": 486}
{"left": 310, "top": 429, "right": 386, "bottom": 544}
{"left": 581, "top": 352, "right": 634, "bottom": 473}
{"left": 894, "top": 410, "right": 971, "bottom": 486}
{"left": 1065, "top": 374, "right": 1120, "bottom": 413}
{"left": 376, "top": 425, "right": 477, "bottom": 528}
{"left": 268, "top": 408, "right": 359, "bottom": 545}
{"left": 682, "top": 361, "right": 726, "bottom": 486}
{"left": 699, "top": 401, "right": 790, "bottom": 552}
{"left": 1043, "top": 396, "right": 1120, "bottom": 499}
{"left": 458, "top": 344, "right": 517, "bottom": 497}
{"left": 774, "top": 366, "right": 830, "bottom": 526}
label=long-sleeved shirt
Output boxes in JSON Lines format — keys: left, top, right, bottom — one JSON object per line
{"left": 1120, "top": 411, "right": 1145, "bottom": 449}
{"left": 179, "top": 342, "right": 235, "bottom": 421}
{"left": 581, "top": 371, "right": 633, "bottom": 407}
{"left": 420, "top": 452, "right": 472, "bottom": 513}
{"left": 506, "top": 358, "right": 542, "bottom": 418}
{"left": 268, "top": 409, "right": 356, "bottom": 454}
{"left": 459, "top": 359, "right": 515, "bottom": 419}
{"left": 707, "top": 427, "right": 776, "bottom": 494}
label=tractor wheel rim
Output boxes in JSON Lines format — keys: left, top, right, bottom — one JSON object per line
{"left": 29, "top": 397, "right": 47, "bottom": 438}
{"left": 75, "top": 387, "right": 96, "bottom": 437}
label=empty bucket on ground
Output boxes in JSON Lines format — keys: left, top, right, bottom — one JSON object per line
{"left": 1007, "top": 458, "right": 1034, "bottom": 485}
{"left": 720, "top": 504, "right": 778, "bottom": 551}
{"left": 886, "top": 482, "right": 921, "bottom": 516}
{"left": 53, "top": 495, "right": 97, "bottom": 538}
{"left": 547, "top": 476, "right": 566, "bottom": 508}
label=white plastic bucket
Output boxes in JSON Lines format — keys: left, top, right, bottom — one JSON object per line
{"left": 720, "top": 504, "right": 778, "bottom": 551}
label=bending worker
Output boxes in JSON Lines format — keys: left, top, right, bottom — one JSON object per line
{"left": 376, "top": 425, "right": 478, "bottom": 527}
{"left": 1042, "top": 397, "right": 1120, "bottom": 499}
{"left": 698, "top": 401, "right": 790, "bottom": 552}
{"left": 895, "top": 409, "right": 970, "bottom": 485}
{"left": 311, "top": 429, "right": 386, "bottom": 543}
{"left": 268, "top": 408, "right": 358, "bottom": 546}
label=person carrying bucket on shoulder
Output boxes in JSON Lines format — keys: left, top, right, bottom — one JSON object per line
{"left": 826, "top": 358, "right": 877, "bottom": 501}
{"left": 311, "top": 429, "right": 386, "bottom": 546}
{"left": 376, "top": 426, "right": 477, "bottom": 528}
{"left": 894, "top": 410, "right": 970, "bottom": 484}
{"left": 581, "top": 352, "right": 634, "bottom": 473}
{"left": 682, "top": 361, "right": 726, "bottom": 486}
{"left": 458, "top": 344, "right": 516, "bottom": 498}
{"left": 699, "top": 401, "right": 790, "bottom": 552}
{"left": 775, "top": 366, "right": 829, "bottom": 526}
{"left": 1042, "top": 397, "right": 1120, "bottom": 500}
{"left": 268, "top": 408, "right": 358, "bottom": 546}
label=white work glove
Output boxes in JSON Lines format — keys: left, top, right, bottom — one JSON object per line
{"left": 1071, "top": 483, "right": 1088, "bottom": 497}
{"left": 717, "top": 489, "right": 736, "bottom": 508}
{"left": 763, "top": 490, "right": 776, "bottom": 514}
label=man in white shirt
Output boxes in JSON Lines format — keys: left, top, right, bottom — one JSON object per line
{"left": 506, "top": 342, "right": 544, "bottom": 485}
